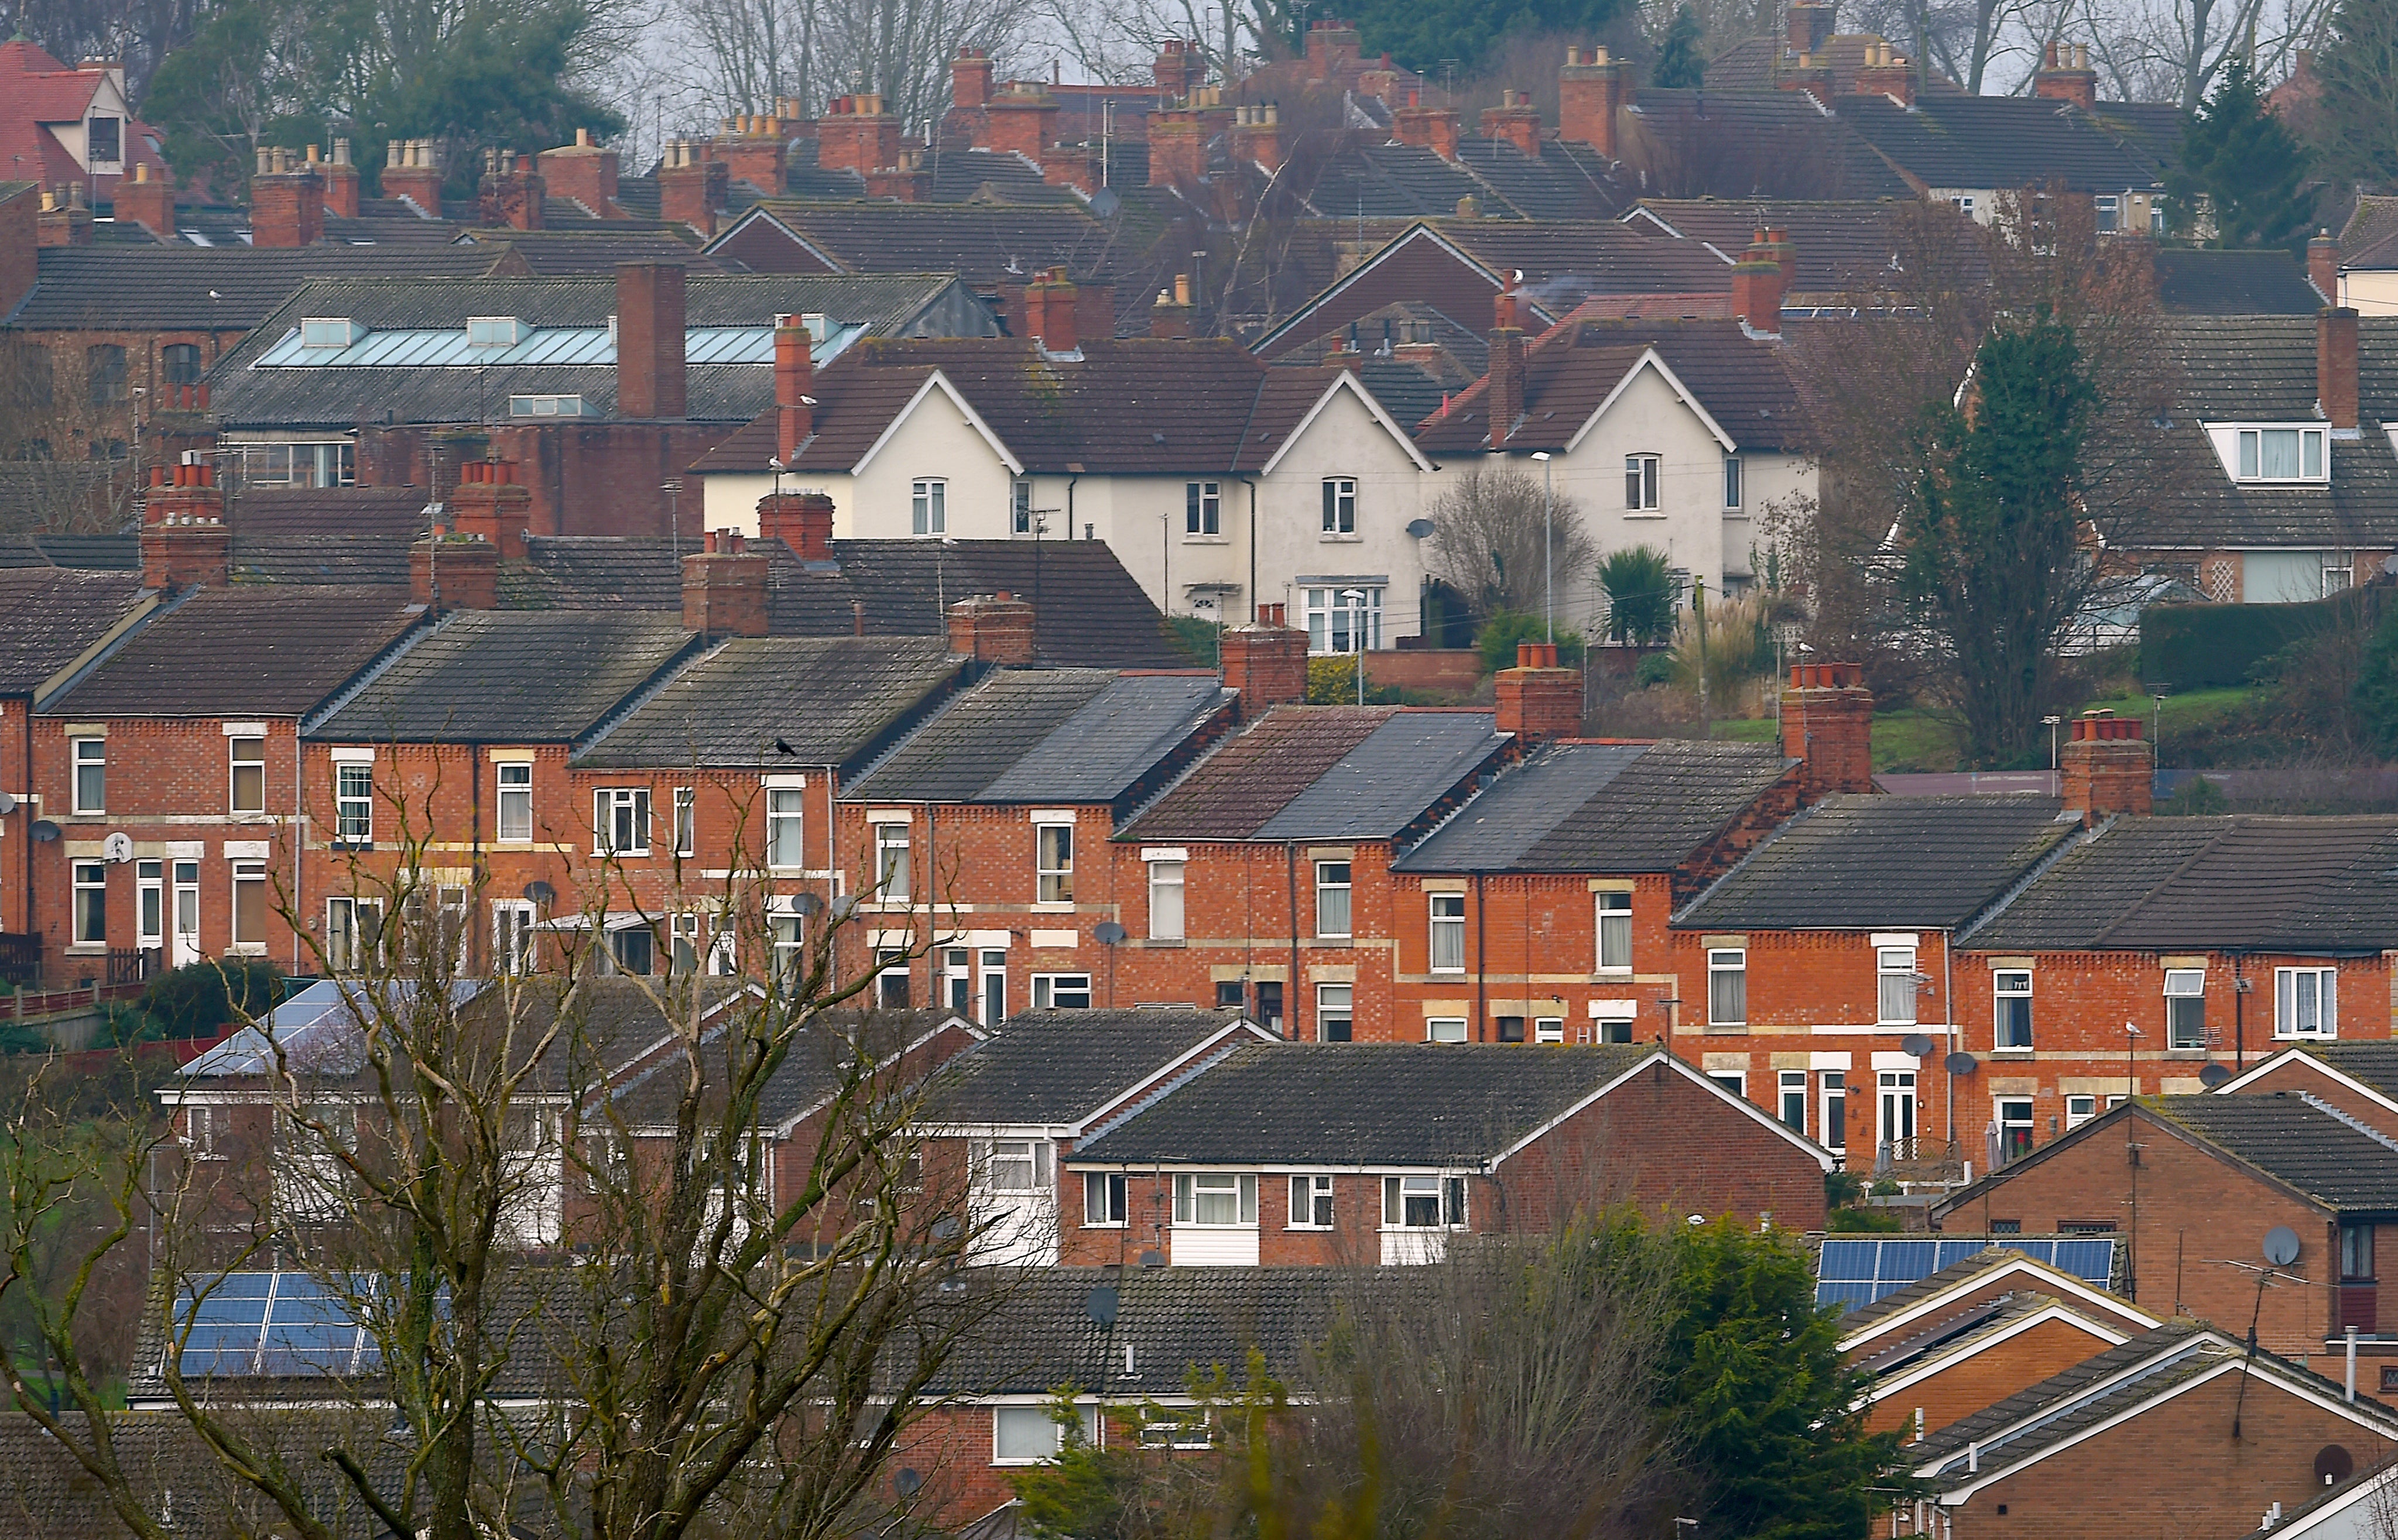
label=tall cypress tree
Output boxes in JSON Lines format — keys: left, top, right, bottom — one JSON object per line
{"left": 1654, "top": 5, "right": 1706, "bottom": 88}
{"left": 2164, "top": 59, "right": 2315, "bottom": 250}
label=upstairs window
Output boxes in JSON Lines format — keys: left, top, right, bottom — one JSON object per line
{"left": 1321, "top": 477, "right": 1356, "bottom": 534}
{"left": 766, "top": 788, "right": 805, "bottom": 869}
{"left": 594, "top": 787, "right": 650, "bottom": 856}
{"left": 334, "top": 762, "right": 372, "bottom": 843}
{"left": 874, "top": 820, "right": 911, "bottom": 901}
{"left": 86, "top": 344, "right": 126, "bottom": 407}
{"left": 1012, "top": 478, "right": 1034, "bottom": 534}
{"left": 1723, "top": 454, "right": 1743, "bottom": 510}
{"left": 1174, "top": 1172, "right": 1256, "bottom": 1226}
{"left": 72, "top": 737, "right": 105, "bottom": 814}
{"left": 2235, "top": 427, "right": 2327, "bottom": 482}
{"left": 1186, "top": 480, "right": 1221, "bottom": 535}
{"left": 1315, "top": 861, "right": 1352, "bottom": 939}
{"left": 1625, "top": 454, "right": 1660, "bottom": 510}
{"left": 1707, "top": 948, "right": 1746, "bottom": 1026}
{"left": 1596, "top": 891, "right": 1632, "bottom": 970}
{"left": 1147, "top": 858, "right": 1185, "bottom": 940}
{"left": 496, "top": 763, "right": 532, "bottom": 842}
{"left": 1036, "top": 821, "right": 1074, "bottom": 904}
{"left": 1290, "top": 1174, "right": 1334, "bottom": 1228}
{"left": 1428, "top": 893, "right": 1465, "bottom": 972}
{"left": 1994, "top": 969, "right": 2034, "bottom": 1049}
{"left": 162, "top": 343, "right": 204, "bottom": 386}
{"left": 2278, "top": 966, "right": 2337, "bottom": 1038}
{"left": 1382, "top": 1175, "right": 1465, "bottom": 1229}
{"left": 2165, "top": 968, "right": 2207, "bottom": 1049}
{"left": 87, "top": 117, "right": 121, "bottom": 163}
{"left": 911, "top": 478, "right": 946, "bottom": 535}
{"left": 229, "top": 736, "right": 266, "bottom": 815}
{"left": 1877, "top": 946, "right": 1918, "bottom": 1026}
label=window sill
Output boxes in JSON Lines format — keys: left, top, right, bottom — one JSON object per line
{"left": 1990, "top": 1047, "right": 2035, "bottom": 1058}
{"left": 1593, "top": 966, "right": 1633, "bottom": 977}
{"left": 1309, "top": 937, "right": 1353, "bottom": 948}
{"left": 227, "top": 944, "right": 266, "bottom": 956}
{"left": 1183, "top": 534, "right": 1230, "bottom": 546}
{"left": 1318, "top": 533, "right": 1362, "bottom": 543}
{"left": 329, "top": 840, "right": 374, "bottom": 852}
{"left": 1141, "top": 937, "right": 1186, "bottom": 948}
{"left": 1702, "top": 1023, "right": 1748, "bottom": 1034}
{"left": 2164, "top": 1047, "right": 2214, "bottom": 1059}
{"left": 2273, "top": 1033, "right": 2336, "bottom": 1042}
{"left": 1083, "top": 1221, "right": 1128, "bottom": 1230}
{"left": 1171, "top": 1225, "right": 1259, "bottom": 1233}
{"left": 1032, "top": 901, "right": 1075, "bottom": 913}
{"left": 64, "top": 945, "right": 106, "bottom": 956}
{"left": 1286, "top": 1224, "right": 1333, "bottom": 1232}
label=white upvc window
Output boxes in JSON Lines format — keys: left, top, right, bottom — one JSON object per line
{"left": 911, "top": 478, "right": 946, "bottom": 535}
{"left": 1625, "top": 454, "right": 1661, "bottom": 510}
{"left": 1315, "top": 860, "right": 1352, "bottom": 939}
{"left": 1321, "top": 476, "right": 1356, "bottom": 533}
{"left": 229, "top": 736, "right": 267, "bottom": 815}
{"left": 1317, "top": 982, "right": 1354, "bottom": 1041}
{"left": 1777, "top": 1069, "right": 1808, "bottom": 1131}
{"left": 1303, "top": 586, "right": 1382, "bottom": 654}
{"left": 1723, "top": 453, "right": 1743, "bottom": 510}
{"left": 1012, "top": 478, "right": 1034, "bottom": 534}
{"left": 1707, "top": 948, "right": 1746, "bottom": 1026}
{"left": 2235, "top": 427, "right": 2328, "bottom": 482}
{"left": 71, "top": 861, "right": 106, "bottom": 945}
{"left": 1428, "top": 892, "right": 1465, "bottom": 972}
{"left": 493, "top": 900, "right": 535, "bottom": 974}
{"left": 993, "top": 1404, "right": 1099, "bottom": 1464}
{"left": 1596, "top": 890, "right": 1632, "bottom": 970}
{"left": 2165, "top": 968, "right": 2207, "bottom": 1049}
{"left": 674, "top": 787, "right": 697, "bottom": 856}
{"left": 980, "top": 1138, "right": 1050, "bottom": 1194}
{"left": 1994, "top": 969, "right": 2034, "bottom": 1049}
{"left": 1036, "top": 818, "right": 1074, "bottom": 903}
{"left": 1426, "top": 1016, "right": 1467, "bottom": 1043}
{"left": 334, "top": 762, "right": 372, "bottom": 843}
{"left": 496, "top": 762, "right": 533, "bottom": 842}
{"left": 1173, "top": 1172, "right": 1257, "bottom": 1226}
{"left": 326, "top": 896, "right": 382, "bottom": 972}
{"left": 1031, "top": 972, "right": 1091, "bottom": 1009}
{"left": 229, "top": 861, "right": 267, "bottom": 951}
{"left": 1877, "top": 946, "right": 1918, "bottom": 1026}
{"left": 136, "top": 860, "right": 163, "bottom": 949}
{"left": 2277, "top": 966, "right": 2338, "bottom": 1038}
{"left": 2065, "top": 1093, "right": 2099, "bottom": 1128}
{"left": 594, "top": 788, "right": 651, "bottom": 856}
{"left": 1382, "top": 1175, "right": 1465, "bottom": 1229}
{"left": 1186, "top": 479, "right": 1221, "bottom": 536}
{"left": 873, "top": 819, "right": 910, "bottom": 901}
{"left": 71, "top": 737, "right": 105, "bottom": 814}
{"left": 766, "top": 787, "right": 805, "bottom": 869}
{"left": 1289, "top": 1174, "right": 1334, "bottom": 1229}
{"left": 1147, "top": 858, "right": 1185, "bottom": 939}
{"left": 769, "top": 901, "right": 806, "bottom": 987}
{"left": 1083, "top": 1171, "right": 1127, "bottom": 1226}
{"left": 1534, "top": 1016, "right": 1564, "bottom": 1043}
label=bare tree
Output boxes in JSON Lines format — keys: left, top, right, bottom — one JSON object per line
{"left": 1425, "top": 465, "right": 1597, "bottom": 626}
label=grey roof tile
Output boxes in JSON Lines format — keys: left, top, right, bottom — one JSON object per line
{"left": 42, "top": 586, "right": 422, "bottom": 717}
{"left": 1834, "top": 92, "right": 2166, "bottom": 193}
{"left": 847, "top": 670, "right": 1228, "bottom": 805}
{"left": 2153, "top": 248, "right": 2324, "bottom": 315}
{"left": 6, "top": 245, "right": 503, "bottom": 330}
{"left": 1119, "top": 708, "right": 1395, "bottom": 841}
{"left": 308, "top": 610, "right": 699, "bottom": 743}
{"left": 929, "top": 1009, "right": 1270, "bottom": 1126}
{"left": 1251, "top": 710, "right": 1508, "bottom": 841}
{"left": 0, "top": 567, "right": 147, "bottom": 694}
{"left": 575, "top": 634, "right": 962, "bottom": 769}
{"left": 2151, "top": 1093, "right": 2398, "bottom": 1212}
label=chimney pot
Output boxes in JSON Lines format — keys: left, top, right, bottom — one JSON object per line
{"left": 1779, "top": 661, "right": 1875, "bottom": 798}
{"left": 1495, "top": 647, "right": 1581, "bottom": 743}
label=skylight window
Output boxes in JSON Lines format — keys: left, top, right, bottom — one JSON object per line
{"left": 467, "top": 315, "right": 527, "bottom": 347}
{"left": 509, "top": 394, "right": 590, "bottom": 417}
{"left": 299, "top": 318, "right": 362, "bottom": 348}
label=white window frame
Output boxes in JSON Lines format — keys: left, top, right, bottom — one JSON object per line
{"left": 1302, "top": 586, "right": 1382, "bottom": 655}
{"left": 910, "top": 478, "right": 946, "bottom": 535}
{"left": 1032, "top": 972, "right": 1091, "bottom": 1009}
{"left": 1777, "top": 1069, "right": 1808, "bottom": 1131}
{"left": 1380, "top": 1174, "right": 1466, "bottom": 1230}
{"left": 1534, "top": 1015, "right": 1564, "bottom": 1044}
{"left": 1428, "top": 892, "right": 1465, "bottom": 972}
{"left": 229, "top": 736, "right": 266, "bottom": 815}
{"left": 1289, "top": 1174, "right": 1334, "bottom": 1229}
{"left": 136, "top": 859, "right": 163, "bottom": 950}
{"left": 1173, "top": 1171, "right": 1258, "bottom": 1227}
{"left": 493, "top": 900, "right": 535, "bottom": 975}
{"left": 594, "top": 788, "right": 652, "bottom": 856}
{"left": 1723, "top": 453, "right": 1743, "bottom": 510}
{"left": 993, "top": 1404, "right": 1099, "bottom": 1465}
{"left": 2165, "top": 968, "right": 2207, "bottom": 1049}
{"left": 1147, "top": 858, "right": 1185, "bottom": 940}
{"left": 326, "top": 895, "right": 381, "bottom": 973}
{"left": 1707, "top": 948, "right": 1746, "bottom": 1027}
{"left": 1426, "top": 1016, "right": 1467, "bottom": 1043}
{"left": 674, "top": 786, "right": 697, "bottom": 857}
{"left": 765, "top": 787, "right": 805, "bottom": 870}
{"left": 1710, "top": 1070, "right": 1746, "bottom": 1099}
{"left": 1998, "top": 1097, "right": 2036, "bottom": 1162}
{"left": 1625, "top": 453, "right": 1661, "bottom": 510}
{"left": 496, "top": 762, "right": 533, "bottom": 843}
{"left": 1314, "top": 860, "right": 1352, "bottom": 939}
{"left": 334, "top": 762, "right": 372, "bottom": 844}
{"left": 1321, "top": 476, "right": 1357, "bottom": 534}
{"left": 2233, "top": 426, "right": 2328, "bottom": 483}
{"left": 1317, "top": 982, "right": 1354, "bottom": 1041}
{"left": 71, "top": 737, "right": 104, "bottom": 815}
{"left": 71, "top": 860, "right": 106, "bottom": 945}
{"left": 1012, "top": 478, "right": 1034, "bottom": 534}
{"left": 979, "top": 1138, "right": 1050, "bottom": 1195}
{"left": 229, "top": 860, "right": 268, "bottom": 953}
{"left": 1877, "top": 946, "right": 1919, "bottom": 1027}
{"left": 2276, "top": 966, "right": 2338, "bottom": 1038}
{"left": 1993, "top": 969, "right": 2034, "bottom": 1049}
{"left": 1083, "top": 1171, "right": 1127, "bottom": 1226}
{"left": 1035, "top": 817, "right": 1074, "bottom": 905}
{"left": 1596, "top": 890, "right": 1632, "bottom": 971}
{"left": 1186, "top": 479, "right": 1222, "bottom": 536}
{"left": 873, "top": 819, "right": 910, "bottom": 901}
{"left": 2065, "top": 1093, "right": 2098, "bottom": 1129}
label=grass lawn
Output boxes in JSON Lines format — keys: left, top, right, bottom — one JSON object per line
{"left": 1704, "top": 684, "right": 2262, "bottom": 773}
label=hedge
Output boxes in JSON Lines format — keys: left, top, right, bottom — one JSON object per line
{"left": 2139, "top": 588, "right": 2387, "bottom": 690}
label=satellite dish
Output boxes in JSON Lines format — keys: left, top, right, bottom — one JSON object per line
{"left": 1089, "top": 187, "right": 1121, "bottom": 219}
{"left": 522, "top": 880, "right": 556, "bottom": 906}
{"left": 102, "top": 831, "right": 133, "bottom": 864}
{"left": 2200, "top": 1063, "right": 2233, "bottom": 1088}
{"left": 29, "top": 820, "right": 59, "bottom": 843}
{"left": 894, "top": 1469, "right": 923, "bottom": 1499}
{"left": 1405, "top": 517, "right": 1436, "bottom": 538}
{"left": 790, "top": 891, "right": 825, "bottom": 918}
{"left": 2264, "top": 1226, "right": 2303, "bottom": 1266}
{"left": 1901, "top": 1033, "right": 1934, "bottom": 1058}
{"left": 1944, "top": 1051, "right": 1979, "bottom": 1076}
{"left": 830, "top": 894, "right": 861, "bottom": 921}
{"left": 1093, "top": 921, "right": 1126, "bottom": 945}
{"left": 0, "top": 791, "right": 16, "bottom": 816}
{"left": 1084, "top": 1284, "right": 1119, "bottom": 1327}
{"left": 1138, "top": 1248, "right": 1166, "bottom": 1269}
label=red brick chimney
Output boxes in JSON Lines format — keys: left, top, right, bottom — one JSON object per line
{"left": 709, "top": 111, "right": 789, "bottom": 196}
{"left": 536, "top": 128, "right": 622, "bottom": 218}
{"left": 2060, "top": 709, "right": 2153, "bottom": 825}
{"left": 1732, "top": 228, "right": 1787, "bottom": 331}
{"left": 1150, "top": 274, "right": 1196, "bottom": 338}
{"left": 2311, "top": 229, "right": 2341, "bottom": 303}
{"left": 1778, "top": 52, "right": 1835, "bottom": 108}
{"left": 1487, "top": 286, "right": 1528, "bottom": 450}
{"left": 657, "top": 140, "right": 727, "bottom": 237}
{"left": 817, "top": 93, "right": 905, "bottom": 176}
{"left": 115, "top": 161, "right": 174, "bottom": 241}
{"left": 947, "top": 592, "right": 1038, "bottom": 665}
{"left": 1153, "top": 39, "right": 1204, "bottom": 97}
{"left": 954, "top": 48, "right": 997, "bottom": 114}
{"left": 2320, "top": 306, "right": 2359, "bottom": 431}
{"left": 2032, "top": 40, "right": 2098, "bottom": 109}
{"left": 1221, "top": 608, "right": 1308, "bottom": 715}
{"left": 35, "top": 184, "right": 93, "bottom": 247}
{"left": 984, "top": 83, "right": 1061, "bottom": 162}
{"left": 475, "top": 147, "right": 546, "bottom": 230}
{"left": 1780, "top": 662, "right": 1875, "bottom": 798}
{"left": 1787, "top": 1, "right": 1836, "bottom": 53}
{"left": 382, "top": 139, "right": 446, "bottom": 217}
{"left": 1025, "top": 268, "right": 1081, "bottom": 357}
{"left": 1854, "top": 40, "right": 1916, "bottom": 104}
{"left": 322, "top": 138, "right": 361, "bottom": 219}
{"left": 1392, "top": 94, "right": 1461, "bottom": 161}
{"left": 681, "top": 530, "right": 770, "bottom": 636}
{"left": 1480, "top": 90, "right": 1542, "bottom": 156}
{"left": 1495, "top": 642, "right": 1582, "bottom": 743}
{"left": 861, "top": 150, "right": 932, "bottom": 201}
{"left": 449, "top": 458, "right": 533, "bottom": 559}
{"left": 249, "top": 146, "right": 324, "bottom": 247}
{"left": 773, "top": 313, "right": 814, "bottom": 462}
{"left": 758, "top": 491, "right": 835, "bottom": 560}
{"left": 1147, "top": 104, "right": 1207, "bottom": 187}
{"left": 616, "top": 261, "right": 687, "bottom": 420}
{"left": 139, "top": 457, "right": 231, "bottom": 589}
{"left": 1231, "top": 104, "right": 1284, "bottom": 172}
{"left": 1305, "top": 19, "right": 1362, "bottom": 81}
{"left": 410, "top": 529, "right": 500, "bottom": 610}
{"left": 1558, "top": 46, "right": 1627, "bottom": 155}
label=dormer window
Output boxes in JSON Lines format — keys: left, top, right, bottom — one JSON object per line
{"left": 87, "top": 117, "right": 121, "bottom": 164}
{"left": 2236, "top": 427, "right": 2327, "bottom": 482}
{"left": 466, "top": 316, "right": 527, "bottom": 347}
{"left": 300, "top": 318, "right": 362, "bottom": 349}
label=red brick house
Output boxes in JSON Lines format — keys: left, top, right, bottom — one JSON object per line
{"left": 1061, "top": 1042, "right": 1831, "bottom": 1267}
{"left": 2218, "top": 1044, "right": 2398, "bottom": 1140}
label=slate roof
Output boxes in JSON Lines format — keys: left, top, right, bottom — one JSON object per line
{"left": 1964, "top": 814, "right": 2398, "bottom": 952}
{"left": 927, "top": 1009, "right": 1269, "bottom": 1127}
{"left": 0, "top": 567, "right": 146, "bottom": 694}
{"left": 1629, "top": 198, "right": 1937, "bottom": 293}
{"left": 224, "top": 485, "right": 433, "bottom": 537}
{"left": 2146, "top": 1093, "right": 2398, "bottom": 1212}
{"left": 2153, "top": 248, "right": 2325, "bottom": 315}
{"left": 451, "top": 226, "right": 724, "bottom": 275}
{"left": 0, "top": 531, "right": 138, "bottom": 570}
{"left": 1834, "top": 92, "right": 2167, "bottom": 193}
{"left": 2342, "top": 195, "right": 2398, "bottom": 270}
{"left": 1121, "top": 707, "right": 1506, "bottom": 843}
{"left": 844, "top": 669, "right": 1231, "bottom": 805}
{"left": 307, "top": 610, "right": 699, "bottom": 743}
{"left": 1397, "top": 738, "right": 1791, "bottom": 876}
{"left": 41, "top": 587, "right": 421, "bottom": 717}
{"left": 1071, "top": 1042, "right": 1663, "bottom": 1166}
{"left": 713, "top": 200, "right": 1117, "bottom": 286}
{"left": 604, "top": 1008, "right": 972, "bottom": 1132}
{"left": 575, "top": 635, "right": 961, "bottom": 769}
{"left": 1414, "top": 317, "right": 1808, "bottom": 453}
{"left": 1296, "top": 139, "right": 1631, "bottom": 224}
{"left": 2277, "top": 1041, "right": 2398, "bottom": 1102}
{"left": 1674, "top": 794, "right": 2071, "bottom": 929}
{"left": 215, "top": 358, "right": 779, "bottom": 428}
{"left": 1624, "top": 88, "right": 1915, "bottom": 200}
{"left": 4, "top": 245, "right": 505, "bottom": 330}
{"left": 1909, "top": 1325, "right": 2222, "bottom": 1474}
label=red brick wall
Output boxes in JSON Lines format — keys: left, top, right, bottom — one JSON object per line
{"left": 1386, "top": 870, "right": 1679, "bottom": 1044}
{"left": 1864, "top": 1314, "right": 2123, "bottom": 1438}
{"left": 357, "top": 420, "right": 729, "bottom": 539}
{"left": 2232, "top": 1057, "right": 2398, "bottom": 1137}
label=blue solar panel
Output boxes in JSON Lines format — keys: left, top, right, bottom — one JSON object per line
{"left": 174, "top": 1272, "right": 378, "bottom": 1378}
{"left": 1815, "top": 1236, "right": 2118, "bottom": 1311}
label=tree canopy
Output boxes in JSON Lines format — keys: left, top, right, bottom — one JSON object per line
{"left": 2310, "top": 0, "right": 2398, "bottom": 184}
{"left": 1346, "top": 0, "right": 1636, "bottom": 75}
{"left": 2164, "top": 59, "right": 2314, "bottom": 249}
{"left": 1654, "top": 5, "right": 1707, "bottom": 88}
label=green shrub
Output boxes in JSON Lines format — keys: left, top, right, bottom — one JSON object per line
{"left": 1474, "top": 610, "right": 1585, "bottom": 674}
{"left": 1165, "top": 614, "right": 1222, "bottom": 667}
{"left": 1828, "top": 1208, "right": 1904, "bottom": 1233}
{"left": 1598, "top": 544, "right": 1678, "bottom": 644}
{"left": 137, "top": 958, "right": 282, "bottom": 1041}
{"left": 2140, "top": 588, "right": 2387, "bottom": 690}
{"left": 1635, "top": 653, "right": 1677, "bottom": 688}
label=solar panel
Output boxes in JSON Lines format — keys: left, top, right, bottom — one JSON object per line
{"left": 174, "top": 1272, "right": 378, "bottom": 1378}
{"left": 1815, "top": 1236, "right": 2118, "bottom": 1311}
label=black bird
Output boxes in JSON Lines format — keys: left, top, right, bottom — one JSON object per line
{"left": 774, "top": 738, "right": 798, "bottom": 756}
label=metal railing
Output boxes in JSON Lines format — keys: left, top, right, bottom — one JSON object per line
{"left": 1875, "top": 1136, "right": 1967, "bottom": 1184}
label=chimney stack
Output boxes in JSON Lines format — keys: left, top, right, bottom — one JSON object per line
{"left": 1153, "top": 39, "right": 1204, "bottom": 97}
{"left": 2311, "top": 229, "right": 2341, "bottom": 304}
{"left": 249, "top": 146, "right": 324, "bottom": 247}
{"left": 322, "top": 138, "right": 361, "bottom": 219}
{"left": 115, "top": 161, "right": 175, "bottom": 241}
{"left": 1025, "top": 267, "right": 1081, "bottom": 358}
{"left": 1221, "top": 606, "right": 1309, "bottom": 715}
{"left": 536, "top": 127, "right": 622, "bottom": 218}
{"left": 1304, "top": 18, "right": 1362, "bottom": 80}
{"left": 139, "top": 455, "right": 231, "bottom": 589}
{"left": 1147, "top": 102, "right": 1208, "bottom": 186}
{"left": 2060, "top": 709, "right": 2153, "bottom": 824}
{"left": 1151, "top": 274, "right": 1196, "bottom": 339}
{"left": 1854, "top": 40, "right": 1916, "bottom": 104}
{"left": 775, "top": 312, "right": 814, "bottom": 462}
{"left": 1231, "top": 104, "right": 1284, "bottom": 172}
{"left": 1495, "top": 642, "right": 1582, "bottom": 743}
{"left": 657, "top": 140, "right": 727, "bottom": 236}
{"left": 757, "top": 491, "right": 836, "bottom": 560}
{"left": 1779, "top": 50, "right": 1835, "bottom": 108}
{"left": 2032, "top": 40, "right": 2098, "bottom": 109}
{"left": 1479, "top": 90, "right": 1542, "bottom": 156}
{"left": 1779, "top": 662, "right": 1875, "bottom": 798}
{"left": 1487, "top": 285, "right": 1528, "bottom": 450}
{"left": 448, "top": 458, "right": 533, "bottom": 558}
{"left": 817, "top": 92, "right": 905, "bottom": 176}
{"left": 984, "top": 82, "right": 1061, "bottom": 162}
{"left": 410, "top": 527, "right": 501, "bottom": 610}
{"left": 1786, "top": 1, "right": 1837, "bottom": 54}
{"left": 953, "top": 47, "right": 997, "bottom": 113}
{"left": 616, "top": 261, "right": 688, "bottom": 420}
{"left": 2321, "top": 306, "right": 2359, "bottom": 431}
{"left": 947, "top": 592, "right": 1039, "bottom": 666}
{"left": 1392, "top": 94, "right": 1462, "bottom": 161}
{"left": 475, "top": 146, "right": 546, "bottom": 230}
{"left": 710, "top": 109, "right": 789, "bottom": 196}
{"left": 382, "top": 139, "right": 446, "bottom": 217}
{"left": 681, "top": 530, "right": 772, "bottom": 636}
{"left": 35, "top": 185, "right": 93, "bottom": 247}
{"left": 1732, "top": 228, "right": 1787, "bottom": 331}
{"left": 1558, "top": 46, "right": 1628, "bottom": 156}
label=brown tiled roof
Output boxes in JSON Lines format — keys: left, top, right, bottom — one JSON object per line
{"left": 0, "top": 567, "right": 147, "bottom": 694}
{"left": 42, "top": 586, "right": 423, "bottom": 717}
{"left": 1631, "top": 198, "right": 1930, "bottom": 293}
{"left": 1121, "top": 707, "right": 1395, "bottom": 840}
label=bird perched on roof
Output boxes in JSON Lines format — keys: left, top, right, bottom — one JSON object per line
{"left": 774, "top": 738, "right": 797, "bottom": 756}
